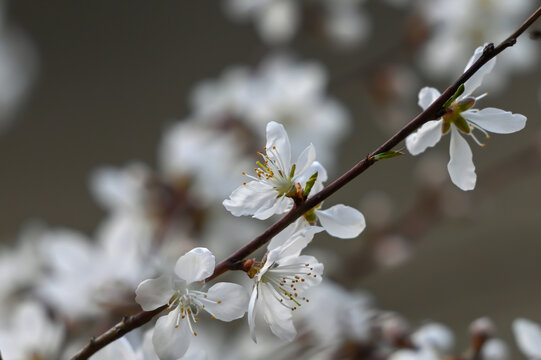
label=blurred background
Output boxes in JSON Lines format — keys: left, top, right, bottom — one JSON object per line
{"left": 0, "top": 0, "right": 540, "bottom": 358}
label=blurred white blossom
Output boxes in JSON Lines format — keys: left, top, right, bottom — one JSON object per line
{"left": 223, "top": 0, "right": 370, "bottom": 47}
{"left": 0, "top": 301, "right": 64, "bottom": 360}
{"left": 417, "top": 0, "right": 537, "bottom": 90}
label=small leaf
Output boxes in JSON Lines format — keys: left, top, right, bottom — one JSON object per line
{"left": 303, "top": 172, "right": 319, "bottom": 198}
{"left": 443, "top": 84, "right": 465, "bottom": 109}
{"left": 373, "top": 151, "right": 404, "bottom": 161}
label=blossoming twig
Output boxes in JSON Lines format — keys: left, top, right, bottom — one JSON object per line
{"left": 71, "top": 6, "right": 541, "bottom": 360}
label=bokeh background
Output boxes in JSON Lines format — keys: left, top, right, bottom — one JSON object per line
{"left": 0, "top": 0, "right": 540, "bottom": 356}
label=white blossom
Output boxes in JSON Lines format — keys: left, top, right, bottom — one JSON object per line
{"left": 406, "top": 45, "right": 526, "bottom": 190}
{"left": 135, "top": 247, "right": 249, "bottom": 360}
{"left": 223, "top": 121, "right": 318, "bottom": 220}
{"left": 0, "top": 301, "right": 64, "bottom": 360}
{"left": 248, "top": 226, "right": 324, "bottom": 342}
{"left": 513, "top": 318, "right": 541, "bottom": 360}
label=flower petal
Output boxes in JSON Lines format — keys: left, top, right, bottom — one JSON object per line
{"left": 223, "top": 181, "right": 283, "bottom": 220}
{"left": 418, "top": 87, "right": 441, "bottom": 110}
{"left": 248, "top": 285, "right": 258, "bottom": 343}
{"left": 406, "top": 120, "right": 443, "bottom": 156}
{"left": 462, "top": 45, "right": 496, "bottom": 98}
{"left": 295, "top": 161, "right": 328, "bottom": 187}
{"left": 462, "top": 108, "right": 527, "bottom": 134}
{"left": 448, "top": 128, "right": 476, "bottom": 191}
{"left": 174, "top": 248, "right": 215, "bottom": 284}
{"left": 92, "top": 337, "right": 137, "bottom": 360}
{"left": 513, "top": 318, "right": 541, "bottom": 359}
{"left": 265, "top": 121, "right": 291, "bottom": 170}
{"left": 253, "top": 194, "right": 291, "bottom": 220}
{"left": 293, "top": 143, "right": 316, "bottom": 180}
{"left": 271, "top": 226, "right": 323, "bottom": 260}
{"left": 316, "top": 204, "right": 366, "bottom": 239}
{"left": 261, "top": 283, "right": 297, "bottom": 341}
{"left": 153, "top": 310, "right": 191, "bottom": 360}
{"left": 201, "top": 282, "right": 249, "bottom": 322}
{"left": 135, "top": 275, "right": 174, "bottom": 311}
{"left": 267, "top": 222, "right": 298, "bottom": 251}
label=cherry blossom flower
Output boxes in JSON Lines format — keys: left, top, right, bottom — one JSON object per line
{"left": 135, "top": 247, "right": 249, "bottom": 360}
{"left": 248, "top": 226, "right": 324, "bottom": 342}
{"left": 513, "top": 318, "right": 541, "bottom": 360}
{"left": 223, "top": 121, "right": 318, "bottom": 220}
{"left": 406, "top": 45, "right": 527, "bottom": 190}
{"left": 0, "top": 301, "right": 64, "bottom": 360}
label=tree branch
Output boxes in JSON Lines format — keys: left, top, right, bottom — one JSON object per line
{"left": 209, "top": 5, "right": 541, "bottom": 281}
{"left": 71, "top": 6, "right": 540, "bottom": 360}
{"left": 71, "top": 305, "right": 167, "bottom": 360}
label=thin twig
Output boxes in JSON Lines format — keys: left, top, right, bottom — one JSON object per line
{"left": 71, "top": 305, "right": 166, "bottom": 359}
{"left": 71, "top": 6, "right": 541, "bottom": 360}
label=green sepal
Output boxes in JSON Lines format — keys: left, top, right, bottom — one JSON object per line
{"left": 303, "top": 171, "right": 318, "bottom": 198}
{"left": 303, "top": 208, "right": 317, "bottom": 225}
{"left": 443, "top": 84, "right": 465, "bottom": 109}
{"left": 453, "top": 114, "right": 471, "bottom": 134}
{"left": 373, "top": 150, "right": 404, "bottom": 161}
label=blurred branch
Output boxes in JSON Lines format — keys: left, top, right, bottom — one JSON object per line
{"left": 71, "top": 6, "right": 541, "bottom": 359}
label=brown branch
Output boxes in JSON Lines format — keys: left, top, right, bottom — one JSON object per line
{"left": 71, "top": 6, "right": 541, "bottom": 360}
{"left": 71, "top": 305, "right": 167, "bottom": 360}
{"left": 209, "top": 5, "right": 541, "bottom": 281}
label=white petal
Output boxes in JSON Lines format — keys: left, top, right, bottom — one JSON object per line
{"left": 256, "top": 0, "right": 299, "bottom": 44}
{"left": 248, "top": 286, "right": 258, "bottom": 343}
{"left": 513, "top": 318, "right": 541, "bottom": 359}
{"left": 92, "top": 337, "right": 137, "bottom": 360}
{"left": 261, "top": 283, "right": 297, "bottom": 341}
{"left": 265, "top": 121, "right": 291, "bottom": 170}
{"left": 174, "top": 248, "right": 215, "bottom": 284}
{"left": 448, "top": 128, "right": 476, "bottom": 191}
{"left": 253, "top": 194, "right": 291, "bottom": 220}
{"left": 223, "top": 181, "right": 280, "bottom": 219}
{"left": 200, "top": 282, "right": 249, "bottom": 321}
{"left": 267, "top": 222, "right": 298, "bottom": 251}
{"left": 294, "top": 160, "right": 328, "bottom": 190}
{"left": 153, "top": 311, "right": 191, "bottom": 360}
{"left": 462, "top": 108, "right": 527, "bottom": 134}
{"left": 462, "top": 45, "right": 496, "bottom": 98}
{"left": 279, "top": 255, "right": 323, "bottom": 287}
{"left": 412, "top": 322, "right": 454, "bottom": 354}
{"left": 293, "top": 143, "right": 316, "bottom": 180}
{"left": 272, "top": 226, "right": 323, "bottom": 260}
{"left": 481, "top": 339, "right": 509, "bottom": 360}
{"left": 316, "top": 204, "right": 366, "bottom": 239}
{"left": 135, "top": 276, "right": 174, "bottom": 311}
{"left": 405, "top": 120, "right": 443, "bottom": 155}
{"left": 418, "top": 87, "right": 441, "bottom": 110}
{"left": 138, "top": 329, "right": 159, "bottom": 360}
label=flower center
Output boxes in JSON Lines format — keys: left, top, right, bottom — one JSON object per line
{"left": 167, "top": 290, "right": 202, "bottom": 336}
{"left": 242, "top": 146, "right": 296, "bottom": 196}
{"left": 260, "top": 262, "right": 317, "bottom": 311}
{"left": 167, "top": 289, "right": 222, "bottom": 336}
{"left": 442, "top": 97, "right": 476, "bottom": 135}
